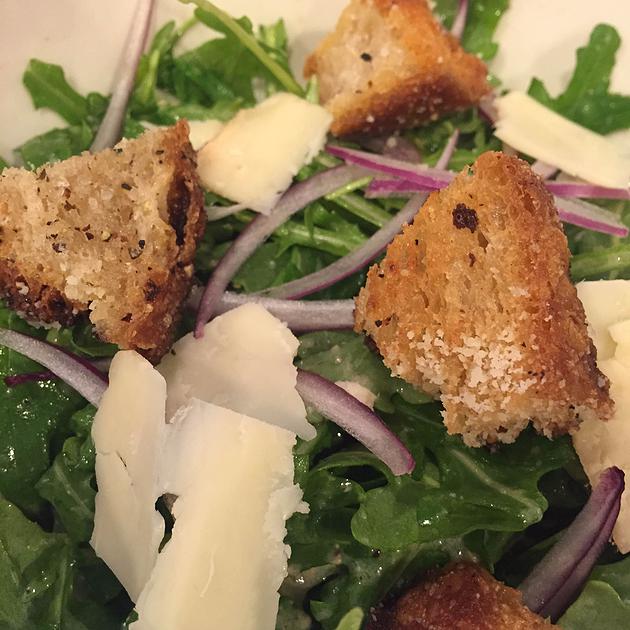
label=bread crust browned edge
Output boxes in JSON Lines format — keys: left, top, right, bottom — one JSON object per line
{"left": 0, "top": 121, "right": 205, "bottom": 363}
{"left": 131, "top": 121, "right": 205, "bottom": 362}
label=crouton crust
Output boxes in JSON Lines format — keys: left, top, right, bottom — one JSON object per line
{"left": 366, "top": 563, "right": 554, "bottom": 629}
{"left": 304, "top": 0, "right": 490, "bottom": 136}
{"left": 355, "top": 151, "right": 612, "bottom": 446}
{"left": 0, "top": 121, "right": 205, "bottom": 361}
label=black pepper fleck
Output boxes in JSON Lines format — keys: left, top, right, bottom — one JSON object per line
{"left": 468, "top": 252, "right": 476, "bottom": 266}
{"left": 121, "top": 182, "right": 133, "bottom": 191}
{"left": 452, "top": 203, "right": 478, "bottom": 232}
{"left": 360, "top": 52, "right": 372, "bottom": 62}
{"left": 375, "top": 319, "right": 383, "bottom": 328}
{"left": 121, "top": 313, "right": 132, "bottom": 322}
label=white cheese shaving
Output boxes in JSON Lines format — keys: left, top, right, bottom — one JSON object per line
{"left": 131, "top": 398, "right": 305, "bottom": 630}
{"left": 196, "top": 92, "right": 332, "bottom": 214}
{"left": 335, "top": 380, "right": 377, "bottom": 409}
{"left": 186, "top": 119, "right": 224, "bottom": 150}
{"left": 90, "top": 351, "right": 167, "bottom": 601}
{"left": 495, "top": 91, "right": 630, "bottom": 189}
{"left": 575, "top": 280, "right": 630, "bottom": 552}
{"left": 158, "top": 303, "right": 314, "bottom": 440}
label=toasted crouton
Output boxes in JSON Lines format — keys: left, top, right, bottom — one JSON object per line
{"left": 366, "top": 563, "right": 554, "bottom": 629}
{"left": 304, "top": 0, "right": 490, "bottom": 136}
{"left": 0, "top": 121, "right": 204, "bottom": 361}
{"left": 355, "top": 151, "right": 612, "bottom": 446}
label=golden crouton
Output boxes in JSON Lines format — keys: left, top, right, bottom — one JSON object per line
{"left": 304, "top": 0, "right": 490, "bottom": 136}
{"left": 366, "top": 563, "right": 554, "bottom": 629}
{"left": 0, "top": 121, "right": 204, "bottom": 361}
{"left": 355, "top": 151, "right": 612, "bottom": 446}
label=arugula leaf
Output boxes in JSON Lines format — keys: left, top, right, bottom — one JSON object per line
{"left": 528, "top": 24, "right": 630, "bottom": 134}
{"left": 22, "top": 60, "right": 88, "bottom": 125}
{"left": 432, "top": 0, "right": 509, "bottom": 60}
{"left": 297, "top": 331, "right": 432, "bottom": 413}
{"left": 0, "top": 310, "right": 85, "bottom": 517}
{"left": 0, "top": 157, "right": 8, "bottom": 171}
{"left": 334, "top": 608, "right": 364, "bottom": 630}
{"left": 16, "top": 123, "right": 93, "bottom": 170}
{"left": 0, "top": 494, "right": 76, "bottom": 629}
{"left": 560, "top": 580, "right": 630, "bottom": 629}
{"left": 351, "top": 402, "right": 574, "bottom": 550}
{"left": 186, "top": 0, "right": 303, "bottom": 95}
{"left": 36, "top": 407, "right": 97, "bottom": 543}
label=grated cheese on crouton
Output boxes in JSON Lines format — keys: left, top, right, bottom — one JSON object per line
{"left": 366, "top": 563, "right": 554, "bottom": 629}
{"left": 355, "top": 151, "right": 612, "bottom": 446}
{"left": 0, "top": 121, "right": 205, "bottom": 361}
{"left": 304, "top": 0, "right": 490, "bottom": 137}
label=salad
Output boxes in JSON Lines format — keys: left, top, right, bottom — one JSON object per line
{"left": 0, "top": 0, "right": 629, "bottom": 628}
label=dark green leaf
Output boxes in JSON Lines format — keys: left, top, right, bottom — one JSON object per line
{"left": 432, "top": 0, "right": 509, "bottom": 61}
{"left": 297, "top": 331, "right": 432, "bottom": 413}
{"left": 351, "top": 403, "right": 573, "bottom": 550}
{"left": 527, "top": 24, "right": 630, "bottom": 133}
{"left": 22, "top": 60, "right": 88, "bottom": 125}
{"left": 560, "top": 581, "right": 630, "bottom": 629}
{"left": 16, "top": 124, "right": 93, "bottom": 170}
{"left": 0, "top": 494, "right": 75, "bottom": 629}
{"left": 0, "top": 310, "right": 85, "bottom": 516}
{"left": 36, "top": 421, "right": 96, "bottom": 543}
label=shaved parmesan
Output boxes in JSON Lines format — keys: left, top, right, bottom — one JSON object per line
{"left": 196, "top": 92, "right": 332, "bottom": 214}
{"left": 131, "top": 399, "right": 304, "bottom": 630}
{"left": 335, "top": 380, "right": 377, "bottom": 410}
{"left": 575, "top": 280, "right": 630, "bottom": 552}
{"left": 90, "top": 351, "right": 167, "bottom": 601}
{"left": 158, "top": 303, "right": 314, "bottom": 440}
{"left": 186, "top": 119, "right": 224, "bottom": 150}
{"left": 495, "top": 92, "right": 630, "bottom": 189}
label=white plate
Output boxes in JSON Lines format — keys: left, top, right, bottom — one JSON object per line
{"left": 0, "top": 0, "right": 628, "bottom": 158}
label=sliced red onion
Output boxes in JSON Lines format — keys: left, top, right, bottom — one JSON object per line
{"left": 547, "top": 181, "right": 630, "bottom": 201}
{"left": 5, "top": 357, "right": 112, "bottom": 388}
{"left": 359, "top": 135, "right": 421, "bottom": 163}
{"left": 450, "top": 0, "right": 469, "bottom": 39}
{"left": 262, "top": 134, "right": 457, "bottom": 300}
{"left": 327, "top": 145, "right": 455, "bottom": 191}
{"left": 436, "top": 130, "right": 460, "bottom": 170}
{"left": 555, "top": 197, "right": 629, "bottom": 237}
{"left": 188, "top": 288, "right": 355, "bottom": 331}
{"left": 259, "top": 194, "right": 425, "bottom": 299}
{"left": 363, "top": 172, "right": 628, "bottom": 238}
{"left": 0, "top": 329, "right": 108, "bottom": 406}
{"left": 206, "top": 203, "right": 247, "bottom": 222}
{"left": 295, "top": 369, "right": 414, "bottom": 476}
{"left": 520, "top": 466, "right": 624, "bottom": 621}
{"left": 90, "top": 0, "right": 155, "bottom": 152}
{"left": 365, "top": 179, "right": 424, "bottom": 199}
{"left": 194, "top": 165, "right": 362, "bottom": 336}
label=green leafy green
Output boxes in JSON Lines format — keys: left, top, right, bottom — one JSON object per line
{"left": 351, "top": 402, "right": 573, "bottom": 550}
{"left": 0, "top": 310, "right": 86, "bottom": 517}
{"left": 528, "top": 24, "right": 630, "bottom": 134}
{"left": 185, "top": 0, "right": 303, "bottom": 95}
{"left": 22, "top": 60, "right": 89, "bottom": 125}
{"left": 16, "top": 123, "right": 93, "bottom": 170}
{"left": 297, "top": 331, "right": 431, "bottom": 413}
{"left": 334, "top": 608, "right": 364, "bottom": 630}
{"left": 558, "top": 558, "right": 630, "bottom": 628}
{"left": 433, "top": 0, "right": 509, "bottom": 60}
{"left": 36, "top": 407, "right": 97, "bottom": 543}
